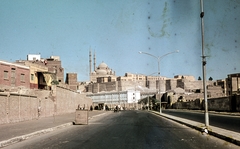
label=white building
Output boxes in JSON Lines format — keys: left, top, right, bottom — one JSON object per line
{"left": 27, "top": 54, "right": 41, "bottom": 61}
{"left": 87, "top": 90, "right": 141, "bottom": 109}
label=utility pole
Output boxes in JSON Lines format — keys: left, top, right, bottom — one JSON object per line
{"left": 200, "top": 0, "right": 209, "bottom": 127}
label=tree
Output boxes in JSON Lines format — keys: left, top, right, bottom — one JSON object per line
{"left": 198, "top": 76, "right": 202, "bottom": 80}
{"left": 209, "top": 77, "right": 213, "bottom": 81}
{"left": 51, "top": 80, "right": 59, "bottom": 85}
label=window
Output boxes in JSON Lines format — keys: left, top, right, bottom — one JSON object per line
{"left": 20, "top": 74, "right": 25, "bottom": 82}
{"left": 4, "top": 71, "right": 8, "bottom": 79}
{"left": 11, "top": 68, "right": 15, "bottom": 78}
{"left": 31, "top": 74, "right": 34, "bottom": 81}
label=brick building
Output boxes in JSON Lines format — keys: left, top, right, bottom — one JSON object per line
{"left": 44, "top": 56, "right": 64, "bottom": 84}
{"left": 0, "top": 60, "right": 30, "bottom": 90}
{"left": 15, "top": 55, "right": 64, "bottom": 90}
{"left": 65, "top": 73, "right": 78, "bottom": 91}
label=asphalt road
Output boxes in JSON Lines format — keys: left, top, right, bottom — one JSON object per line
{"left": 4, "top": 110, "right": 239, "bottom": 149}
{"left": 162, "top": 109, "right": 240, "bottom": 133}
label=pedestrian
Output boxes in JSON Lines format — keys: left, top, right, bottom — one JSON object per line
{"left": 38, "top": 106, "right": 41, "bottom": 118}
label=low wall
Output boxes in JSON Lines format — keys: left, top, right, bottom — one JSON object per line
{"left": 55, "top": 86, "right": 92, "bottom": 115}
{"left": 172, "top": 98, "right": 202, "bottom": 110}
{"left": 0, "top": 92, "right": 38, "bottom": 124}
{"left": 172, "top": 95, "right": 240, "bottom": 112}
{"left": 0, "top": 86, "right": 92, "bottom": 125}
{"left": 206, "top": 97, "right": 230, "bottom": 111}
{"left": 35, "top": 86, "right": 92, "bottom": 117}
{"left": 231, "top": 94, "right": 240, "bottom": 112}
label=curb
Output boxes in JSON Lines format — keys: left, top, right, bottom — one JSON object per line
{"left": 150, "top": 111, "right": 240, "bottom": 146}
{"left": 0, "top": 122, "right": 73, "bottom": 148}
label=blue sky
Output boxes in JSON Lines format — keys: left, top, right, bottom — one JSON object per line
{"left": 0, "top": 0, "right": 239, "bottom": 81}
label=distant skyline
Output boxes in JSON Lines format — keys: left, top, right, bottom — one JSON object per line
{"left": 0, "top": 0, "right": 239, "bottom": 81}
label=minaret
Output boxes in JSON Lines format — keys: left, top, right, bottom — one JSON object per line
{"left": 94, "top": 51, "right": 96, "bottom": 71}
{"left": 89, "top": 49, "right": 92, "bottom": 80}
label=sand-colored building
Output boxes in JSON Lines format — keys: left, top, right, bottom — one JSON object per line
{"left": 226, "top": 73, "right": 240, "bottom": 96}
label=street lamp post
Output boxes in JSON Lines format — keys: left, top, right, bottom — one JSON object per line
{"left": 139, "top": 50, "right": 179, "bottom": 114}
{"left": 200, "top": 0, "right": 209, "bottom": 127}
{"left": 148, "top": 95, "right": 149, "bottom": 111}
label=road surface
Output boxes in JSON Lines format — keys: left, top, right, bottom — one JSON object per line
{"left": 163, "top": 109, "right": 240, "bottom": 133}
{"left": 4, "top": 110, "right": 239, "bottom": 149}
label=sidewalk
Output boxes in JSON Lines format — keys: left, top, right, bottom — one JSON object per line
{"left": 0, "top": 110, "right": 107, "bottom": 148}
{"left": 151, "top": 111, "right": 240, "bottom": 146}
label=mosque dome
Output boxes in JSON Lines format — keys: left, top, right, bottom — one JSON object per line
{"left": 98, "top": 62, "right": 108, "bottom": 69}
{"left": 95, "top": 62, "right": 109, "bottom": 75}
{"left": 96, "top": 69, "right": 107, "bottom": 75}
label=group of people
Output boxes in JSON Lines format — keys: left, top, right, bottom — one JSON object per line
{"left": 114, "top": 105, "right": 121, "bottom": 112}
{"left": 77, "top": 104, "right": 93, "bottom": 111}
{"left": 76, "top": 104, "right": 124, "bottom": 112}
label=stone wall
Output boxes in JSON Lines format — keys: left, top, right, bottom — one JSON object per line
{"left": 181, "top": 80, "right": 203, "bottom": 91}
{"left": 184, "top": 93, "right": 204, "bottom": 101}
{"left": 98, "top": 82, "right": 117, "bottom": 92}
{"left": 172, "top": 98, "right": 202, "bottom": 110}
{"left": 171, "top": 95, "right": 240, "bottom": 112}
{"left": 166, "top": 79, "right": 177, "bottom": 91}
{"left": 229, "top": 94, "right": 240, "bottom": 112}
{"left": 55, "top": 86, "right": 92, "bottom": 114}
{"left": 206, "top": 97, "right": 230, "bottom": 111}
{"left": 236, "top": 95, "right": 240, "bottom": 111}
{"left": 120, "top": 81, "right": 136, "bottom": 91}
{"left": 0, "top": 86, "right": 92, "bottom": 125}
{"left": 0, "top": 92, "right": 38, "bottom": 124}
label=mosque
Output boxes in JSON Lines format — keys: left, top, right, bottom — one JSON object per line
{"left": 89, "top": 50, "right": 116, "bottom": 83}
